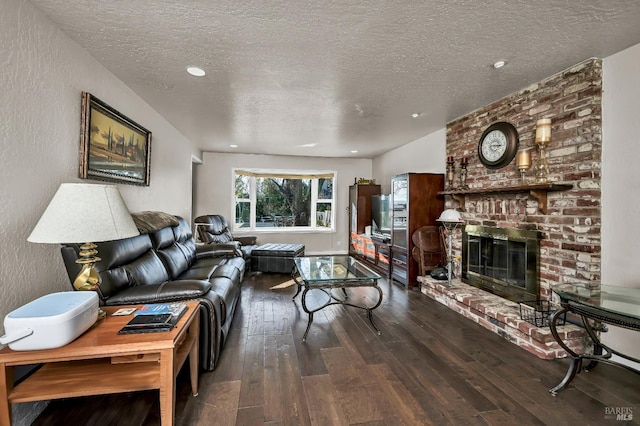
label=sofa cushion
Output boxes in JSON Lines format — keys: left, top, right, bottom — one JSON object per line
{"left": 124, "top": 250, "right": 169, "bottom": 286}
{"left": 178, "top": 259, "right": 226, "bottom": 281}
{"left": 192, "top": 256, "right": 245, "bottom": 281}
{"left": 97, "top": 234, "right": 154, "bottom": 270}
{"left": 149, "top": 226, "right": 176, "bottom": 250}
{"left": 98, "top": 267, "right": 130, "bottom": 299}
{"left": 211, "top": 263, "right": 242, "bottom": 286}
{"left": 105, "top": 280, "right": 212, "bottom": 305}
{"left": 173, "top": 217, "right": 197, "bottom": 264}
{"left": 156, "top": 244, "right": 190, "bottom": 279}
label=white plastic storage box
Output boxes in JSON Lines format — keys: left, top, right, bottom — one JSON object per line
{"left": 0, "top": 291, "right": 98, "bottom": 350}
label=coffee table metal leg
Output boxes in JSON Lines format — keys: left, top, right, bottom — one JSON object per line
{"left": 291, "top": 267, "right": 302, "bottom": 300}
{"left": 301, "top": 287, "right": 313, "bottom": 342}
{"left": 366, "top": 284, "right": 384, "bottom": 335}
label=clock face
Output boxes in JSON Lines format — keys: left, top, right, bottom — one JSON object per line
{"left": 478, "top": 122, "right": 519, "bottom": 169}
{"left": 481, "top": 130, "right": 508, "bottom": 162}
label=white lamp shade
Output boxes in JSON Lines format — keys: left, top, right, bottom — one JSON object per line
{"left": 28, "top": 183, "right": 140, "bottom": 243}
{"left": 437, "top": 209, "right": 463, "bottom": 223}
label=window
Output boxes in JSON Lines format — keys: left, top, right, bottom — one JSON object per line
{"left": 233, "top": 169, "right": 335, "bottom": 232}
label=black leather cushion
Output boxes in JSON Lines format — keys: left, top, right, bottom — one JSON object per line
{"left": 105, "top": 280, "right": 212, "bottom": 305}
{"left": 95, "top": 234, "right": 154, "bottom": 270}
{"left": 173, "top": 217, "right": 197, "bottom": 264}
{"left": 124, "top": 250, "right": 169, "bottom": 286}
{"left": 211, "top": 263, "right": 241, "bottom": 285}
{"left": 192, "top": 256, "right": 245, "bottom": 281}
{"left": 196, "top": 242, "right": 241, "bottom": 258}
{"left": 156, "top": 244, "right": 190, "bottom": 279}
{"left": 61, "top": 235, "right": 155, "bottom": 299}
{"left": 149, "top": 226, "right": 176, "bottom": 250}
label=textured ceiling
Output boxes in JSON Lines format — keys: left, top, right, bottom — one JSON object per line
{"left": 28, "top": 0, "right": 640, "bottom": 158}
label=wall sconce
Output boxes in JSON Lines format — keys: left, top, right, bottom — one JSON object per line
{"left": 516, "top": 148, "right": 532, "bottom": 184}
{"left": 535, "top": 118, "right": 551, "bottom": 183}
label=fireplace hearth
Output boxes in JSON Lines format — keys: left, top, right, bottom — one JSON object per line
{"left": 462, "top": 225, "right": 540, "bottom": 302}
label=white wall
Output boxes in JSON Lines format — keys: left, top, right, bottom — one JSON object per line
{"left": 194, "top": 153, "right": 373, "bottom": 254}
{"left": 372, "top": 128, "right": 446, "bottom": 193}
{"left": 0, "top": 0, "right": 197, "bottom": 359}
{"left": 601, "top": 42, "right": 640, "bottom": 366}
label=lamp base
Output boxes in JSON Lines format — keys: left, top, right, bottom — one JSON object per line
{"left": 74, "top": 242, "right": 105, "bottom": 317}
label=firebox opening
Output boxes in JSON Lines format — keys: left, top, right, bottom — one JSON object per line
{"left": 462, "top": 225, "right": 540, "bottom": 303}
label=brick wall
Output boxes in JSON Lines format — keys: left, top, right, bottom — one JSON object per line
{"left": 445, "top": 59, "right": 602, "bottom": 299}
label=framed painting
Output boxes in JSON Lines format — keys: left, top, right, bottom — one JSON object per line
{"left": 79, "top": 92, "right": 152, "bottom": 186}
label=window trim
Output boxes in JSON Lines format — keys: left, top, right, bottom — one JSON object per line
{"left": 232, "top": 168, "right": 336, "bottom": 233}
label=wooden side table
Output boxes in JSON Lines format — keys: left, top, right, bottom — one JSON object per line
{"left": 0, "top": 301, "right": 200, "bottom": 425}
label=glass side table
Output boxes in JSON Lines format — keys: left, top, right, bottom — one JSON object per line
{"left": 549, "top": 285, "right": 640, "bottom": 395}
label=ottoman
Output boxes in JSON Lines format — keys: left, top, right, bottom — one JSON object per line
{"left": 251, "top": 243, "right": 305, "bottom": 273}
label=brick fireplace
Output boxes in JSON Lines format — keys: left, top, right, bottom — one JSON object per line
{"left": 419, "top": 58, "right": 602, "bottom": 359}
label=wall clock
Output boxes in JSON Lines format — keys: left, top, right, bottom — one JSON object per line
{"left": 477, "top": 122, "right": 519, "bottom": 169}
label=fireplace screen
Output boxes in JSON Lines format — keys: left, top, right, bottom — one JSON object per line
{"left": 462, "top": 225, "right": 540, "bottom": 302}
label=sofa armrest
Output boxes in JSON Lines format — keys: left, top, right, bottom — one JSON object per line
{"left": 233, "top": 235, "right": 257, "bottom": 246}
{"left": 104, "top": 280, "right": 212, "bottom": 305}
{"left": 196, "top": 242, "right": 242, "bottom": 259}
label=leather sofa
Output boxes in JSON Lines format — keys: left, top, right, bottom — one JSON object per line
{"left": 194, "top": 214, "right": 258, "bottom": 265}
{"left": 60, "top": 215, "right": 244, "bottom": 371}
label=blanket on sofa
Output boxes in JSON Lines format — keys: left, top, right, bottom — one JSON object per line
{"left": 132, "top": 211, "right": 180, "bottom": 234}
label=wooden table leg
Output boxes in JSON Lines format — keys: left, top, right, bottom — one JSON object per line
{"left": 0, "top": 363, "right": 13, "bottom": 426}
{"left": 159, "top": 348, "right": 175, "bottom": 425}
{"left": 189, "top": 311, "right": 200, "bottom": 397}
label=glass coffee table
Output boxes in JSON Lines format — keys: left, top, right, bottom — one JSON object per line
{"left": 292, "top": 256, "right": 383, "bottom": 341}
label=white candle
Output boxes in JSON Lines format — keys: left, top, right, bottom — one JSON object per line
{"left": 535, "top": 119, "right": 552, "bottom": 143}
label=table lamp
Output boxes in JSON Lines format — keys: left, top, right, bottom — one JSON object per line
{"left": 28, "top": 183, "right": 140, "bottom": 296}
{"left": 437, "top": 209, "right": 464, "bottom": 286}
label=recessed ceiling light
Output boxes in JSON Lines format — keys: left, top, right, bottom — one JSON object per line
{"left": 186, "top": 66, "right": 206, "bottom": 77}
{"left": 493, "top": 60, "right": 506, "bottom": 69}
{"left": 411, "top": 112, "right": 421, "bottom": 118}
{"left": 229, "top": 144, "right": 238, "bottom": 148}
{"left": 351, "top": 150, "right": 358, "bottom": 153}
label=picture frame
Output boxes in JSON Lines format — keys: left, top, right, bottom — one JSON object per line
{"left": 79, "top": 92, "right": 152, "bottom": 186}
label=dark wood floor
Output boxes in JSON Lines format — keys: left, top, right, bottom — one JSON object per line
{"left": 32, "top": 272, "right": 640, "bottom": 425}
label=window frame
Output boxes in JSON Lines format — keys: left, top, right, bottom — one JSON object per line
{"left": 232, "top": 168, "right": 336, "bottom": 233}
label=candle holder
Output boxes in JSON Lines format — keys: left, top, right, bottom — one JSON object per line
{"left": 446, "top": 156, "right": 456, "bottom": 190}
{"left": 535, "top": 119, "right": 551, "bottom": 183}
{"left": 516, "top": 148, "right": 532, "bottom": 184}
{"left": 458, "top": 157, "right": 468, "bottom": 189}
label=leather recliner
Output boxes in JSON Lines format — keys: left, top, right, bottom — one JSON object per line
{"left": 194, "top": 215, "right": 258, "bottom": 264}
{"left": 60, "top": 216, "right": 243, "bottom": 371}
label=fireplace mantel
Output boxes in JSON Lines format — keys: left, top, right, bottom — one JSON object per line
{"left": 438, "top": 183, "right": 573, "bottom": 214}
